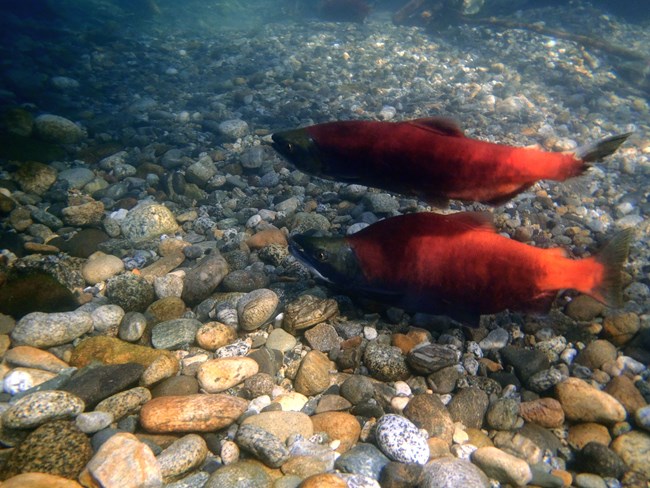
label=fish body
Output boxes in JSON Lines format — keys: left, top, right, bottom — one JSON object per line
{"left": 272, "top": 118, "right": 630, "bottom": 204}
{"left": 290, "top": 212, "right": 632, "bottom": 325}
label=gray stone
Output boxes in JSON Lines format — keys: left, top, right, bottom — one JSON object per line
{"left": 76, "top": 411, "right": 114, "bottom": 434}
{"left": 340, "top": 374, "right": 376, "bottom": 405}
{"left": 447, "top": 387, "right": 489, "bottom": 429}
{"left": 119, "top": 311, "right": 148, "bottom": 342}
{"left": 420, "top": 457, "right": 489, "bottom": 488}
{"left": 335, "top": 443, "right": 390, "bottom": 480}
{"left": 182, "top": 254, "right": 229, "bottom": 305}
{"left": 500, "top": 346, "right": 550, "bottom": 383}
{"left": 106, "top": 273, "right": 155, "bottom": 312}
{"left": 58, "top": 167, "right": 95, "bottom": 189}
{"left": 485, "top": 398, "right": 520, "bottom": 431}
{"left": 2, "top": 390, "right": 85, "bottom": 429}
{"left": 407, "top": 343, "right": 460, "bottom": 374}
{"left": 218, "top": 119, "right": 249, "bottom": 140}
{"left": 304, "top": 322, "right": 340, "bottom": 352}
{"left": 120, "top": 202, "right": 179, "bottom": 244}
{"left": 34, "top": 114, "right": 85, "bottom": 143}
{"left": 265, "top": 328, "right": 297, "bottom": 352}
{"left": 61, "top": 363, "right": 145, "bottom": 408}
{"left": 157, "top": 434, "right": 208, "bottom": 482}
{"left": 363, "top": 193, "right": 399, "bottom": 214}
{"left": 204, "top": 460, "right": 271, "bottom": 488}
{"left": 363, "top": 342, "right": 409, "bottom": 382}
{"left": 11, "top": 310, "right": 93, "bottom": 348}
{"left": 151, "top": 318, "right": 202, "bottom": 350}
{"left": 236, "top": 424, "right": 290, "bottom": 468}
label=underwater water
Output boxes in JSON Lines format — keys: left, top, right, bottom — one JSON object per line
{"left": 0, "top": 0, "right": 649, "bottom": 486}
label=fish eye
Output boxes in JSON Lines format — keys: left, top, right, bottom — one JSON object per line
{"left": 315, "top": 249, "right": 328, "bottom": 262}
{"left": 285, "top": 142, "right": 294, "bottom": 153}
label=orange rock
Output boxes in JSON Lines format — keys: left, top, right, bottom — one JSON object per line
{"left": 246, "top": 228, "right": 287, "bottom": 249}
{"left": 567, "top": 423, "right": 612, "bottom": 450}
{"left": 478, "top": 357, "right": 502, "bottom": 373}
{"left": 391, "top": 333, "right": 418, "bottom": 354}
{"left": 294, "top": 350, "right": 333, "bottom": 396}
{"left": 4, "top": 345, "right": 70, "bottom": 372}
{"left": 519, "top": 397, "right": 565, "bottom": 428}
{"left": 311, "top": 411, "right": 360, "bottom": 453}
{"left": 281, "top": 454, "right": 331, "bottom": 478}
{"left": 604, "top": 375, "right": 647, "bottom": 416}
{"left": 551, "top": 469, "right": 573, "bottom": 487}
{"left": 299, "top": 473, "right": 347, "bottom": 488}
{"left": 2, "top": 473, "right": 83, "bottom": 488}
{"left": 140, "top": 394, "right": 248, "bottom": 433}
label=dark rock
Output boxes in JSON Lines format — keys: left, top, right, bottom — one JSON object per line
{"left": 485, "top": 398, "right": 520, "bottom": 431}
{"left": 0, "top": 272, "right": 78, "bottom": 319}
{"left": 61, "top": 363, "right": 144, "bottom": 408}
{"left": 182, "top": 254, "right": 229, "bottom": 305}
{"left": 49, "top": 228, "right": 110, "bottom": 258}
{"left": 404, "top": 393, "right": 454, "bottom": 444}
{"left": 500, "top": 346, "right": 550, "bottom": 383}
{"left": 447, "top": 387, "right": 489, "bottom": 429}
{"left": 340, "top": 375, "right": 375, "bottom": 405}
{"left": 335, "top": 442, "right": 390, "bottom": 479}
{"left": 248, "top": 347, "right": 282, "bottom": 377}
{"left": 106, "top": 273, "right": 155, "bottom": 313}
{"left": 576, "top": 441, "right": 626, "bottom": 479}
{"left": 407, "top": 343, "right": 460, "bottom": 375}
{"left": 150, "top": 375, "right": 200, "bottom": 398}
{"left": 380, "top": 461, "right": 423, "bottom": 488}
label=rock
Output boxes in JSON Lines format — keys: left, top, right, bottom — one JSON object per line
{"left": 2, "top": 390, "right": 84, "bottom": 429}
{"left": 311, "top": 411, "right": 361, "bottom": 453}
{"left": 519, "top": 397, "right": 565, "bottom": 428}
{"left": 119, "top": 311, "right": 148, "bottom": 342}
{"left": 380, "top": 461, "right": 424, "bottom": 488}
{"left": 237, "top": 288, "right": 279, "bottom": 331}
{"left": 610, "top": 430, "right": 650, "bottom": 478}
{"left": 61, "top": 199, "right": 104, "bottom": 226}
{"left": 304, "top": 322, "right": 340, "bottom": 352}
{"left": 375, "top": 414, "right": 429, "bottom": 464}
{"left": 282, "top": 295, "right": 339, "bottom": 334}
{"left": 575, "top": 340, "right": 617, "bottom": 370}
{"left": 575, "top": 441, "right": 626, "bottom": 479}
{"left": 120, "top": 202, "right": 179, "bottom": 244}
{"left": 363, "top": 193, "right": 399, "bottom": 213}
{"left": 75, "top": 411, "right": 114, "bottom": 434}
{"left": 636, "top": 404, "right": 650, "bottom": 431}
{"left": 500, "top": 346, "right": 550, "bottom": 384}
{"left": 294, "top": 350, "right": 333, "bottom": 396}
{"left": 157, "top": 434, "right": 208, "bottom": 482}
{"left": 196, "top": 321, "right": 237, "bottom": 350}
{"left": 34, "top": 114, "right": 85, "bottom": 143}
{"left": 235, "top": 424, "right": 290, "bottom": 468}
{"left": 403, "top": 393, "right": 454, "bottom": 444}
{"left": 95, "top": 386, "right": 152, "bottom": 421}
{"left": 140, "top": 394, "right": 248, "bottom": 433}
{"left": 1, "top": 473, "right": 84, "bottom": 488}
{"left": 70, "top": 336, "right": 175, "bottom": 368}
{"left": 567, "top": 423, "right": 612, "bottom": 450}
{"left": 363, "top": 342, "right": 410, "bottom": 382}
{"left": 204, "top": 460, "right": 271, "bottom": 488}
{"left": 604, "top": 375, "right": 647, "bottom": 416}
{"left": 555, "top": 377, "right": 626, "bottom": 424}
{"left": 3, "top": 367, "right": 57, "bottom": 395}
{"left": 242, "top": 411, "right": 313, "bottom": 442}
{"left": 146, "top": 296, "right": 186, "bottom": 324}
{"left": 197, "top": 357, "right": 259, "bottom": 393}
{"left": 340, "top": 374, "right": 375, "bottom": 405}
{"left": 140, "top": 253, "right": 186, "bottom": 283}
{"left": 564, "top": 295, "right": 604, "bottom": 321}
{"left": 151, "top": 318, "right": 202, "bottom": 350}
{"left": 335, "top": 443, "right": 390, "bottom": 480}
{"left": 573, "top": 473, "right": 607, "bottom": 488}
{"left": 315, "top": 394, "right": 352, "bottom": 413}
{"left": 57, "top": 167, "right": 95, "bottom": 189}
{"left": 420, "top": 457, "right": 489, "bottom": 488}
{"left": 485, "top": 398, "right": 520, "bottom": 431}
{"left": 265, "top": 328, "right": 297, "bottom": 352}
{"left": 106, "top": 273, "right": 155, "bottom": 312}
{"left": 602, "top": 312, "right": 640, "bottom": 346}
{"left": 14, "top": 161, "right": 57, "bottom": 195}
{"left": 218, "top": 119, "right": 249, "bottom": 139}
{"left": 246, "top": 228, "right": 287, "bottom": 249}
{"left": 78, "top": 432, "right": 162, "bottom": 488}
{"left": 297, "top": 473, "right": 346, "bottom": 488}
{"left": 61, "top": 363, "right": 144, "bottom": 408}
{"left": 11, "top": 310, "right": 92, "bottom": 348}
{"left": 51, "top": 228, "right": 109, "bottom": 258}
{"left": 182, "top": 254, "right": 229, "bottom": 305}
{"left": 471, "top": 446, "right": 532, "bottom": 486}
{"left": 3, "top": 345, "right": 69, "bottom": 372}
{"left": 151, "top": 375, "right": 199, "bottom": 398}
{"left": 2, "top": 419, "right": 92, "bottom": 479}
{"left": 82, "top": 252, "right": 125, "bottom": 285}
{"left": 221, "top": 269, "right": 270, "bottom": 293}
{"left": 447, "top": 387, "right": 489, "bottom": 429}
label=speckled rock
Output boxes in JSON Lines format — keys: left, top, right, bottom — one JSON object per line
{"left": 420, "top": 457, "right": 489, "bottom": 488}
{"left": 78, "top": 432, "right": 162, "bottom": 488}
{"left": 120, "top": 202, "right": 179, "bottom": 244}
{"left": 151, "top": 318, "right": 202, "bottom": 350}
{"left": 304, "top": 322, "right": 340, "bottom": 352}
{"left": 311, "top": 411, "right": 361, "bottom": 453}
{"left": 237, "top": 288, "right": 279, "bottom": 331}
{"left": 204, "top": 460, "right": 271, "bottom": 488}
{"left": 294, "top": 350, "right": 333, "bottom": 396}
{"left": 157, "top": 434, "right": 208, "bottom": 483}
{"left": 519, "top": 397, "right": 565, "bottom": 428}
{"left": 95, "top": 386, "right": 152, "bottom": 421}
{"left": 218, "top": 119, "right": 249, "bottom": 139}
{"left": 197, "top": 356, "right": 259, "bottom": 393}
{"left": 82, "top": 251, "right": 125, "bottom": 285}
{"left": 485, "top": 398, "right": 521, "bottom": 431}
{"left": 2, "top": 390, "right": 84, "bottom": 429}
{"left": 375, "top": 414, "right": 429, "bottom": 464}
{"left": 34, "top": 114, "right": 85, "bottom": 143}
{"left": 61, "top": 199, "right": 104, "bottom": 226}
{"left": 555, "top": 377, "right": 626, "bottom": 424}
{"left": 2, "top": 420, "right": 92, "bottom": 479}
{"left": 75, "top": 411, "right": 114, "bottom": 434}
{"left": 11, "top": 310, "right": 92, "bottom": 348}
{"left": 610, "top": 430, "right": 650, "bottom": 478}
{"left": 140, "top": 394, "right": 248, "bottom": 433}
{"left": 363, "top": 342, "right": 410, "bottom": 382}
{"left": 14, "top": 161, "right": 57, "bottom": 195}
{"left": 403, "top": 393, "right": 454, "bottom": 445}
{"left": 241, "top": 411, "right": 313, "bottom": 442}
{"left": 447, "top": 387, "right": 489, "bottom": 429}
{"left": 70, "top": 336, "right": 176, "bottom": 368}
{"left": 221, "top": 269, "right": 270, "bottom": 293}
{"left": 235, "top": 424, "right": 290, "bottom": 468}
{"left": 91, "top": 304, "right": 125, "bottom": 336}
{"left": 106, "top": 273, "right": 155, "bottom": 312}
{"left": 181, "top": 253, "right": 229, "bottom": 305}
{"left": 576, "top": 441, "right": 626, "bottom": 479}
{"left": 195, "top": 321, "right": 237, "bottom": 350}
{"left": 471, "top": 446, "right": 532, "bottom": 486}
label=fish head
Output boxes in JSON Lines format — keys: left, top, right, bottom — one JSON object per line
{"left": 272, "top": 128, "right": 325, "bottom": 176}
{"left": 289, "top": 231, "right": 360, "bottom": 284}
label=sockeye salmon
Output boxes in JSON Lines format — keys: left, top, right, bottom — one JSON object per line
{"left": 289, "top": 212, "right": 633, "bottom": 326}
{"left": 272, "top": 117, "right": 630, "bottom": 205}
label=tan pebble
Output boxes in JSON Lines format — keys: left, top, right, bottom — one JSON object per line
{"left": 567, "top": 423, "right": 612, "bottom": 449}
{"left": 140, "top": 394, "right": 248, "bottom": 433}
{"left": 391, "top": 333, "right": 419, "bottom": 354}
{"left": 478, "top": 357, "right": 502, "bottom": 373}
{"left": 281, "top": 455, "right": 332, "bottom": 478}
{"left": 298, "top": 472, "right": 347, "bottom": 488}
{"left": 555, "top": 377, "right": 626, "bottom": 424}
{"left": 604, "top": 375, "right": 647, "bottom": 415}
{"left": 519, "top": 397, "right": 565, "bottom": 428}
{"left": 275, "top": 391, "right": 309, "bottom": 412}
{"left": 135, "top": 433, "right": 180, "bottom": 450}
{"left": 245, "top": 228, "right": 287, "bottom": 249}
{"left": 2, "top": 472, "right": 84, "bottom": 488}
{"left": 610, "top": 430, "right": 650, "bottom": 478}
{"left": 146, "top": 296, "right": 186, "bottom": 323}
{"left": 241, "top": 411, "right": 313, "bottom": 442}
{"left": 141, "top": 354, "right": 180, "bottom": 387}
{"left": 602, "top": 312, "right": 640, "bottom": 346}
{"left": 471, "top": 446, "right": 532, "bottom": 486}
{"left": 159, "top": 238, "right": 190, "bottom": 256}
{"left": 95, "top": 386, "right": 152, "bottom": 421}
{"left": 195, "top": 321, "right": 237, "bottom": 351}
{"left": 140, "top": 252, "right": 185, "bottom": 282}
{"left": 391, "top": 396, "right": 410, "bottom": 413}
{"left": 82, "top": 251, "right": 125, "bottom": 285}
{"left": 282, "top": 295, "right": 339, "bottom": 334}
{"left": 4, "top": 345, "right": 70, "bottom": 372}
{"left": 197, "top": 356, "right": 259, "bottom": 393}
{"left": 294, "top": 350, "right": 333, "bottom": 396}
{"left": 78, "top": 432, "right": 161, "bottom": 488}
{"left": 465, "top": 427, "right": 493, "bottom": 448}
{"left": 428, "top": 437, "right": 451, "bottom": 459}
{"left": 24, "top": 242, "right": 59, "bottom": 254}
{"left": 406, "top": 327, "right": 432, "bottom": 344}
{"left": 492, "top": 431, "right": 543, "bottom": 465}
{"left": 237, "top": 288, "right": 280, "bottom": 331}
{"left": 551, "top": 469, "right": 573, "bottom": 487}
{"left": 0, "top": 334, "right": 11, "bottom": 356}
{"left": 311, "top": 412, "right": 360, "bottom": 453}
{"left": 221, "top": 439, "right": 240, "bottom": 465}
{"left": 157, "top": 433, "right": 208, "bottom": 483}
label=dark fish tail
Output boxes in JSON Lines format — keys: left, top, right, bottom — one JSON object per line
{"left": 594, "top": 228, "right": 634, "bottom": 307}
{"left": 576, "top": 133, "right": 632, "bottom": 163}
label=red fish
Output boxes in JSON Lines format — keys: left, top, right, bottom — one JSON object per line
{"left": 289, "top": 212, "right": 632, "bottom": 325}
{"left": 272, "top": 118, "right": 630, "bottom": 204}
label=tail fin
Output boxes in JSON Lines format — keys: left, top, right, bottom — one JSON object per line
{"left": 576, "top": 133, "right": 632, "bottom": 163}
{"left": 593, "top": 228, "right": 634, "bottom": 307}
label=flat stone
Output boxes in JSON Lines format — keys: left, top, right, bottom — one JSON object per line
{"left": 335, "top": 443, "right": 390, "bottom": 480}
{"left": 157, "top": 434, "right": 208, "bottom": 483}
{"left": 237, "top": 288, "right": 279, "bottom": 331}
{"left": 151, "top": 375, "right": 200, "bottom": 398}
{"left": 574, "top": 473, "right": 608, "bottom": 488}
{"left": 61, "top": 362, "right": 144, "bottom": 408}
{"left": 420, "top": 457, "right": 489, "bottom": 488}
{"left": 315, "top": 394, "right": 352, "bottom": 413}
{"left": 555, "top": 377, "right": 626, "bottom": 424}
{"left": 140, "top": 394, "right": 248, "bottom": 433}
{"left": 471, "top": 446, "right": 532, "bottom": 486}
{"left": 311, "top": 411, "right": 361, "bottom": 453}
{"left": 265, "top": 328, "right": 297, "bottom": 352}
{"left": 197, "top": 356, "right": 259, "bottom": 393}
{"left": 282, "top": 294, "right": 338, "bottom": 334}
{"left": 294, "top": 350, "right": 333, "bottom": 396}
{"left": 406, "top": 343, "right": 460, "bottom": 375}
{"left": 11, "top": 310, "right": 92, "bottom": 348}
{"left": 241, "top": 411, "right": 313, "bottom": 443}
{"left": 70, "top": 336, "right": 176, "bottom": 368}
{"left": 2, "top": 390, "right": 84, "bottom": 429}
{"left": 567, "top": 423, "right": 612, "bottom": 450}
{"left": 375, "top": 414, "right": 429, "bottom": 464}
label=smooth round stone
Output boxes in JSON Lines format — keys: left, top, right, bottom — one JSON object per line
{"left": 526, "top": 367, "right": 567, "bottom": 392}
{"left": 195, "top": 321, "right": 237, "bottom": 351}
{"left": 315, "top": 394, "right": 352, "bottom": 413}
{"left": 375, "top": 414, "right": 429, "bottom": 464}
{"left": 519, "top": 398, "right": 565, "bottom": 428}
{"left": 564, "top": 295, "right": 605, "bottom": 321}
{"left": 181, "top": 254, "right": 229, "bottom": 305}
{"left": 153, "top": 273, "right": 184, "bottom": 299}
{"left": 294, "top": 350, "right": 333, "bottom": 396}
{"left": 446, "top": 387, "right": 489, "bottom": 429}
{"left": 610, "top": 430, "right": 650, "bottom": 478}
{"left": 602, "top": 312, "right": 640, "bottom": 346}
{"left": 275, "top": 391, "right": 309, "bottom": 412}
{"left": 340, "top": 375, "right": 375, "bottom": 406}
{"left": 140, "top": 394, "right": 248, "bottom": 433}
{"left": 363, "top": 342, "right": 410, "bottom": 382}
{"left": 246, "top": 228, "right": 287, "bottom": 249}
{"left": 3, "top": 367, "right": 56, "bottom": 395}
{"left": 204, "top": 460, "right": 270, "bottom": 488}
{"left": 485, "top": 398, "right": 521, "bottom": 431}
{"left": 237, "top": 289, "right": 279, "bottom": 331}
{"left": 151, "top": 375, "right": 199, "bottom": 398}
{"left": 91, "top": 304, "right": 125, "bottom": 336}
{"left": 82, "top": 252, "right": 125, "bottom": 285}
{"left": 76, "top": 411, "right": 114, "bottom": 434}
{"left": 567, "top": 423, "right": 612, "bottom": 450}
{"left": 157, "top": 433, "right": 208, "bottom": 483}
{"left": 78, "top": 432, "right": 162, "bottom": 488}
{"left": 146, "top": 296, "right": 186, "bottom": 324}
{"left": 575, "top": 340, "right": 617, "bottom": 370}
{"left": 282, "top": 295, "right": 338, "bottom": 334}
{"left": 265, "top": 328, "right": 297, "bottom": 352}
{"left": 241, "top": 411, "right": 313, "bottom": 443}
{"left": 2, "top": 420, "right": 92, "bottom": 479}
{"left": 335, "top": 443, "right": 390, "bottom": 480}
{"left": 304, "top": 322, "right": 340, "bottom": 352}
{"left": 3, "top": 345, "right": 69, "bottom": 373}
{"left": 106, "top": 273, "right": 155, "bottom": 313}
{"left": 235, "top": 424, "right": 290, "bottom": 468}
{"left": 11, "top": 310, "right": 92, "bottom": 348}
{"left": 574, "top": 473, "right": 608, "bottom": 488}
{"left": 363, "top": 193, "right": 399, "bottom": 213}
{"left": 478, "top": 328, "right": 510, "bottom": 351}
{"left": 151, "top": 318, "right": 202, "bottom": 350}
{"left": 95, "top": 386, "right": 152, "bottom": 421}
{"left": 197, "top": 357, "right": 259, "bottom": 393}
{"left": 555, "top": 377, "right": 626, "bottom": 424}
{"left": 311, "top": 412, "right": 361, "bottom": 453}
{"left": 403, "top": 393, "right": 454, "bottom": 445}
{"left": 420, "top": 457, "right": 489, "bottom": 488}
{"left": 297, "top": 473, "right": 346, "bottom": 488}
{"left": 57, "top": 167, "right": 94, "bottom": 189}
{"left": 2, "top": 390, "right": 84, "bottom": 428}
{"left": 635, "top": 404, "right": 650, "bottom": 431}
{"left": 471, "top": 446, "right": 532, "bottom": 486}
{"left": 61, "top": 362, "right": 144, "bottom": 408}
{"left": 1, "top": 472, "right": 85, "bottom": 488}
{"left": 118, "top": 312, "right": 148, "bottom": 342}
{"left": 34, "top": 114, "right": 85, "bottom": 144}
{"left": 120, "top": 202, "right": 179, "bottom": 244}
{"left": 243, "top": 373, "right": 275, "bottom": 398}
{"left": 604, "top": 375, "right": 647, "bottom": 415}
{"left": 218, "top": 119, "right": 249, "bottom": 139}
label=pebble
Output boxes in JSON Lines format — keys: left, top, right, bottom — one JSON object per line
{"left": 1, "top": 473, "right": 84, "bottom": 488}
{"left": 218, "top": 118, "right": 249, "bottom": 139}
{"left": 275, "top": 391, "right": 309, "bottom": 411}
{"left": 447, "top": 387, "right": 489, "bottom": 429}
{"left": 576, "top": 441, "right": 627, "bottom": 479}
{"left": 485, "top": 398, "right": 521, "bottom": 431}
{"left": 500, "top": 346, "right": 550, "bottom": 383}
{"left": 204, "top": 460, "right": 271, "bottom": 488}
{"left": 181, "top": 254, "right": 229, "bottom": 305}
{"left": 575, "top": 340, "right": 617, "bottom": 370}
{"left": 3, "top": 367, "right": 56, "bottom": 395}
{"left": 604, "top": 375, "right": 647, "bottom": 416}
{"left": 91, "top": 304, "right": 125, "bottom": 336}
{"left": 139, "top": 394, "right": 248, "bottom": 433}
{"left": 11, "top": 310, "right": 93, "bottom": 348}
{"left": 407, "top": 342, "right": 460, "bottom": 374}
{"left": 519, "top": 397, "right": 565, "bottom": 428}
{"left": 151, "top": 318, "right": 202, "bottom": 350}
{"left": 564, "top": 295, "right": 605, "bottom": 321}
{"left": 157, "top": 434, "right": 208, "bottom": 483}
{"left": 82, "top": 251, "right": 125, "bottom": 285}
{"left": 151, "top": 375, "right": 200, "bottom": 398}
{"left": 61, "top": 199, "right": 105, "bottom": 227}
{"left": 120, "top": 202, "right": 179, "bottom": 244}
{"left": 33, "top": 114, "right": 85, "bottom": 144}
{"left": 420, "top": 457, "right": 489, "bottom": 488}
{"left": 610, "top": 430, "right": 650, "bottom": 478}
{"left": 78, "top": 432, "right": 162, "bottom": 488}
{"left": 568, "top": 422, "right": 612, "bottom": 450}
{"left": 69, "top": 336, "right": 175, "bottom": 368}
{"left": 374, "top": 414, "right": 429, "bottom": 464}
{"left": 363, "top": 342, "right": 410, "bottom": 381}
{"left": 95, "top": 386, "right": 152, "bottom": 421}
{"left": 304, "top": 322, "right": 340, "bottom": 352}
{"left": 61, "top": 362, "right": 144, "bottom": 408}
{"left": 246, "top": 229, "right": 287, "bottom": 248}
{"left": 294, "top": 350, "right": 333, "bottom": 396}
{"left": 282, "top": 295, "right": 339, "bottom": 334}
{"left": 555, "top": 377, "right": 626, "bottom": 424}
{"left": 195, "top": 321, "right": 237, "bottom": 350}
{"left": 197, "top": 356, "right": 259, "bottom": 393}
{"left": 478, "top": 327, "right": 510, "bottom": 350}
{"left": 602, "top": 312, "right": 641, "bottom": 346}
{"left": 265, "top": 327, "right": 297, "bottom": 352}
{"left": 75, "top": 411, "right": 114, "bottom": 434}
{"left": 471, "top": 446, "right": 533, "bottom": 486}
{"left": 312, "top": 411, "right": 361, "bottom": 453}
{"left": 335, "top": 442, "right": 390, "bottom": 480}
{"left": 316, "top": 394, "right": 352, "bottom": 413}
{"left": 237, "top": 288, "right": 279, "bottom": 331}
{"left": 403, "top": 393, "right": 454, "bottom": 444}
{"left": 296, "top": 473, "right": 346, "bottom": 488}
{"left": 118, "top": 311, "right": 148, "bottom": 342}
{"left": 106, "top": 273, "right": 155, "bottom": 312}
{"left": 574, "top": 473, "right": 608, "bottom": 488}
{"left": 235, "top": 423, "right": 290, "bottom": 468}
{"left": 635, "top": 404, "right": 650, "bottom": 431}
{"left": 2, "top": 390, "right": 84, "bottom": 428}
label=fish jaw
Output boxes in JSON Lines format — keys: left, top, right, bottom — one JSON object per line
{"left": 271, "top": 128, "right": 325, "bottom": 176}
{"left": 289, "top": 233, "right": 361, "bottom": 285}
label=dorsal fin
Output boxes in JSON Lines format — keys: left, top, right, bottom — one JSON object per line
{"left": 408, "top": 117, "right": 464, "bottom": 137}
{"left": 447, "top": 211, "right": 495, "bottom": 232}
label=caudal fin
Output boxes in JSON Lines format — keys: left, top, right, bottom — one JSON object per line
{"left": 576, "top": 133, "right": 632, "bottom": 163}
{"left": 593, "top": 228, "right": 634, "bottom": 307}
